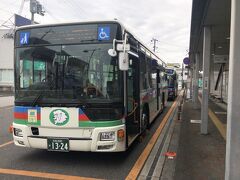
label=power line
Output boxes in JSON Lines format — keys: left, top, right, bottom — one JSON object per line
{"left": 43, "top": 6, "right": 60, "bottom": 22}
{"left": 1, "top": 0, "right": 21, "bottom": 10}
{"left": 0, "top": 15, "right": 14, "bottom": 28}
{"left": 158, "top": 40, "right": 188, "bottom": 49}
{"left": 0, "top": 7, "right": 14, "bottom": 14}
{"left": 148, "top": 38, "right": 188, "bottom": 49}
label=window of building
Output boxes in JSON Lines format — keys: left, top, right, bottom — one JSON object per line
{"left": 0, "top": 69, "right": 14, "bottom": 84}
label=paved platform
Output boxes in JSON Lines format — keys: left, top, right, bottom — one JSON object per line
{"left": 141, "top": 93, "right": 227, "bottom": 179}
{"left": 173, "top": 99, "right": 226, "bottom": 180}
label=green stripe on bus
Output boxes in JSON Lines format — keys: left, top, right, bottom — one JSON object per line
{"left": 79, "top": 120, "right": 123, "bottom": 127}
{"left": 14, "top": 119, "right": 41, "bottom": 126}
{"left": 14, "top": 119, "right": 26, "bottom": 125}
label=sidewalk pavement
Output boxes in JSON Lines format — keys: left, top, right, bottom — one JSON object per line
{"left": 173, "top": 99, "right": 225, "bottom": 180}
{"left": 0, "top": 96, "right": 14, "bottom": 108}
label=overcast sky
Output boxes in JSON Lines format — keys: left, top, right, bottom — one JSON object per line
{"left": 0, "top": 0, "right": 192, "bottom": 64}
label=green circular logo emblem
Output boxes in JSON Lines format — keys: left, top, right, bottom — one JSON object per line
{"left": 49, "top": 109, "right": 69, "bottom": 126}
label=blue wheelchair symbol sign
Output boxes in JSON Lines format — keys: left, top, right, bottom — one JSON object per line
{"left": 98, "top": 27, "right": 110, "bottom": 40}
{"left": 20, "top": 32, "right": 30, "bottom": 45}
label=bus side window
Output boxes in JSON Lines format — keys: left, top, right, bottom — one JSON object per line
{"left": 151, "top": 63, "right": 157, "bottom": 89}
{"left": 139, "top": 51, "right": 147, "bottom": 90}
{"left": 151, "top": 72, "right": 157, "bottom": 89}
{"left": 165, "top": 74, "right": 168, "bottom": 81}
{"left": 147, "top": 57, "right": 152, "bottom": 88}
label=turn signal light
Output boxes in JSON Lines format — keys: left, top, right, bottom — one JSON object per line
{"left": 8, "top": 125, "right": 13, "bottom": 133}
{"left": 117, "top": 129, "right": 125, "bottom": 142}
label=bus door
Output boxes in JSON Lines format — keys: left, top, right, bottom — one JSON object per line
{"left": 157, "top": 69, "right": 160, "bottom": 110}
{"left": 159, "top": 70, "right": 164, "bottom": 110}
{"left": 126, "top": 54, "right": 140, "bottom": 145}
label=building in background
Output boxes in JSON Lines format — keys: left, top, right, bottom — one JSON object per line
{"left": 0, "top": 14, "right": 32, "bottom": 92}
{"left": 0, "top": 29, "right": 14, "bottom": 91}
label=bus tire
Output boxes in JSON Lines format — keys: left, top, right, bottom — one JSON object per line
{"left": 162, "top": 93, "right": 165, "bottom": 108}
{"left": 160, "top": 100, "right": 164, "bottom": 112}
{"left": 141, "top": 107, "right": 149, "bottom": 132}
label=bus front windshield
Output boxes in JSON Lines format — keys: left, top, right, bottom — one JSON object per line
{"left": 15, "top": 44, "right": 122, "bottom": 105}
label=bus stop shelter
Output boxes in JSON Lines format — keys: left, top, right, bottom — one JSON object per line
{"left": 189, "top": 0, "right": 240, "bottom": 179}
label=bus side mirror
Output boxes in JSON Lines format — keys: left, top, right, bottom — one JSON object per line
{"left": 108, "top": 49, "right": 117, "bottom": 57}
{"left": 116, "top": 44, "right": 130, "bottom": 51}
{"left": 119, "top": 52, "right": 129, "bottom": 71}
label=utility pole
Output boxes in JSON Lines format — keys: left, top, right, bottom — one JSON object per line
{"left": 30, "top": 0, "right": 45, "bottom": 24}
{"left": 151, "top": 38, "right": 158, "bottom": 52}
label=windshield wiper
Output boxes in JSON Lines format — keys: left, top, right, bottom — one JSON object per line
{"left": 31, "top": 78, "right": 56, "bottom": 107}
{"left": 40, "top": 29, "right": 53, "bottom": 40}
{"left": 31, "top": 91, "right": 44, "bottom": 107}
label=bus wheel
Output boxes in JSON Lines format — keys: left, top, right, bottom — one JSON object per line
{"left": 161, "top": 102, "right": 164, "bottom": 112}
{"left": 162, "top": 94, "right": 165, "bottom": 108}
{"left": 141, "top": 110, "right": 149, "bottom": 131}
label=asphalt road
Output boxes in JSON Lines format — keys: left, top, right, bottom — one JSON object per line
{"left": 0, "top": 106, "right": 13, "bottom": 144}
{"left": 0, "top": 101, "right": 173, "bottom": 180}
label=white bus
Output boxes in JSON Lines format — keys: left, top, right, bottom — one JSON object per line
{"left": 13, "top": 21, "right": 168, "bottom": 152}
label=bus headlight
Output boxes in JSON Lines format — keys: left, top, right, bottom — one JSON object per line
{"left": 100, "top": 131, "right": 115, "bottom": 141}
{"left": 14, "top": 128, "right": 23, "bottom": 137}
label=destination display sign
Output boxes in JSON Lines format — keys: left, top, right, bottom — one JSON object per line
{"left": 16, "top": 23, "right": 118, "bottom": 46}
{"left": 166, "top": 69, "right": 174, "bottom": 75}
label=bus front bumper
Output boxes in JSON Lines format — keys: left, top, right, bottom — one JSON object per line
{"left": 12, "top": 123, "right": 126, "bottom": 152}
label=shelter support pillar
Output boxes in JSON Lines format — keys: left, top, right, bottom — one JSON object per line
{"left": 210, "top": 55, "right": 215, "bottom": 94}
{"left": 190, "top": 68, "right": 193, "bottom": 98}
{"left": 201, "top": 26, "right": 211, "bottom": 134}
{"left": 225, "top": 0, "right": 240, "bottom": 179}
{"left": 192, "top": 63, "right": 195, "bottom": 100}
{"left": 193, "top": 53, "right": 200, "bottom": 108}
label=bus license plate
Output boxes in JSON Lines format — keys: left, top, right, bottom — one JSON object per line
{"left": 47, "top": 138, "right": 69, "bottom": 152}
